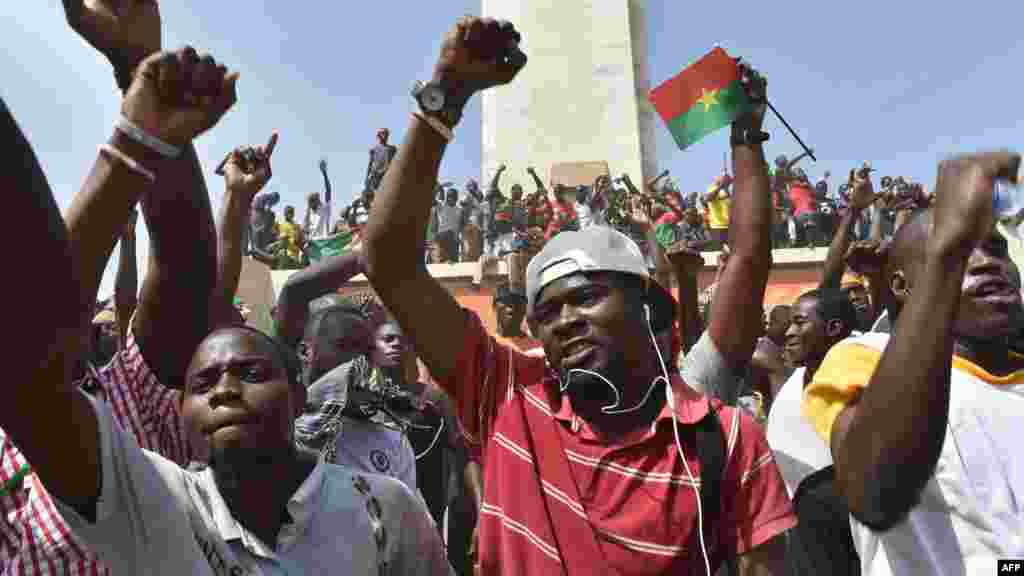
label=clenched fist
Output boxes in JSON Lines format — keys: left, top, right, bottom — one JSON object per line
{"left": 222, "top": 132, "right": 278, "bottom": 199}
{"left": 63, "top": 0, "right": 161, "bottom": 76}
{"left": 931, "top": 151, "right": 1020, "bottom": 260}
{"left": 122, "top": 47, "right": 239, "bottom": 147}
{"left": 432, "top": 17, "right": 526, "bottom": 112}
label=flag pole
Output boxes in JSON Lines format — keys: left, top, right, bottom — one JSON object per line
{"left": 765, "top": 99, "right": 815, "bottom": 162}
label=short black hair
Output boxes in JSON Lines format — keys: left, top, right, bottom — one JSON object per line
{"left": 205, "top": 324, "right": 301, "bottom": 387}
{"left": 796, "top": 288, "right": 857, "bottom": 340}
{"left": 304, "top": 303, "right": 367, "bottom": 341}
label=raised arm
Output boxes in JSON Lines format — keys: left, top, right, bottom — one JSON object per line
{"left": 526, "top": 166, "right": 546, "bottom": 195}
{"left": 590, "top": 175, "right": 611, "bottom": 210}
{"left": 320, "top": 158, "right": 332, "bottom": 207}
{"left": 64, "top": 0, "right": 233, "bottom": 388}
{"left": 2, "top": 94, "right": 92, "bottom": 509}
{"left": 114, "top": 210, "right": 138, "bottom": 350}
{"left": 620, "top": 172, "right": 642, "bottom": 197}
{"left": 363, "top": 18, "right": 525, "bottom": 381}
{"left": 488, "top": 164, "right": 507, "bottom": 195}
{"left": 7, "top": 47, "right": 237, "bottom": 508}
{"left": 784, "top": 149, "right": 811, "bottom": 173}
{"left": 820, "top": 168, "right": 876, "bottom": 290}
{"left": 274, "top": 250, "right": 366, "bottom": 347}
{"left": 213, "top": 135, "right": 277, "bottom": 324}
{"left": 667, "top": 247, "right": 705, "bottom": 353}
{"left": 706, "top": 70, "right": 773, "bottom": 370}
{"left": 829, "top": 152, "right": 1017, "bottom": 529}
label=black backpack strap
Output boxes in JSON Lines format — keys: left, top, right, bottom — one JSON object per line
{"left": 688, "top": 403, "right": 726, "bottom": 573}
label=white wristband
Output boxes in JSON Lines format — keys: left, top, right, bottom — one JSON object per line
{"left": 100, "top": 144, "right": 157, "bottom": 183}
{"left": 412, "top": 111, "right": 454, "bottom": 142}
{"left": 115, "top": 116, "right": 182, "bottom": 158}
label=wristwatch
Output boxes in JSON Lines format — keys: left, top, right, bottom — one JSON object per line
{"left": 412, "top": 81, "right": 462, "bottom": 128}
{"left": 730, "top": 128, "right": 770, "bottom": 148}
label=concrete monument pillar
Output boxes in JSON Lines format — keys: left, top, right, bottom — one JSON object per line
{"left": 480, "top": 0, "right": 656, "bottom": 188}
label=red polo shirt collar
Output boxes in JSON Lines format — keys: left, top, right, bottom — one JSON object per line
{"left": 549, "top": 372, "right": 710, "bottom": 443}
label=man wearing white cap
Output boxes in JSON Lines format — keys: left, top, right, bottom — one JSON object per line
{"left": 362, "top": 17, "right": 791, "bottom": 575}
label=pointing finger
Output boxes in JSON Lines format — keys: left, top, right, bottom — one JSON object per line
{"left": 264, "top": 131, "right": 279, "bottom": 158}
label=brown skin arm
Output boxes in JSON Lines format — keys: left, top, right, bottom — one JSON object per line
{"left": 737, "top": 533, "right": 788, "bottom": 576}
{"left": 65, "top": 132, "right": 162, "bottom": 342}
{"left": 363, "top": 119, "right": 466, "bottom": 380}
{"left": 365, "top": 16, "right": 524, "bottom": 383}
{"left": 830, "top": 250, "right": 962, "bottom": 529}
{"left": 820, "top": 205, "right": 865, "bottom": 290}
{"left": 709, "top": 142, "right": 773, "bottom": 369}
{"left": 464, "top": 459, "right": 483, "bottom": 512}
{"left": 132, "top": 144, "right": 219, "bottom": 388}
{"left": 668, "top": 248, "right": 704, "bottom": 353}
{"left": 212, "top": 185, "right": 252, "bottom": 325}
{"left": 1, "top": 97, "right": 98, "bottom": 508}
{"left": 114, "top": 215, "right": 138, "bottom": 350}
{"left": 274, "top": 250, "right": 365, "bottom": 348}
{"left": 526, "top": 167, "right": 546, "bottom": 195}
{"left": 488, "top": 165, "right": 506, "bottom": 194}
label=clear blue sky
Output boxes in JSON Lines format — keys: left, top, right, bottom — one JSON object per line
{"left": 3, "top": 2, "right": 1023, "bottom": 298}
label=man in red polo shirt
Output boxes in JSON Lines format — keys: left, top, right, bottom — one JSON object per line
{"left": 363, "top": 17, "right": 793, "bottom": 575}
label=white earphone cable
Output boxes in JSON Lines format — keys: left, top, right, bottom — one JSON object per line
{"left": 646, "top": 303, "right": 711, "bottom": 576}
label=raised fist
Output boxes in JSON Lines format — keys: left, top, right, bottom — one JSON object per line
{"left": 63, "top": 0, "right": 161, "bottom": 73}
{"left": 223, "top": 132, "right": 278, "bottom": 199}
{"left": 319, "top": 158, "right": 328, "bottom": 173}
{"left": 122, "top": 47, "right": 239, "bottom": 147}
{"left": 526, "top": 166, "right": 536, "bottom": 175}
{"left": 432, "top": 17, "right": 526, "bottom": 110}
{"left": 735, "top": 62, "right": 767, "bottom": 131}
{"left": 931, "top": 152, "right": 1020, "bottom": 258}
{"left": 845, "top": 239, "right": 886, "bottom": 278}
{"left": 847, "top": 167, "right": 876, "bottom": 211}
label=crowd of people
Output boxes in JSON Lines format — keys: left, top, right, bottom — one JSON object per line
{"left": 246, "top": 130, "right": 931, "bottom": 275}
{"left": 3, "top": 2, "right": 1022, "bottom": 576}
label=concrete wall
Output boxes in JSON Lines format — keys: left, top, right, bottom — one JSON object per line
{"left": 480, "top": 0, "right": 656, "bottom": 188}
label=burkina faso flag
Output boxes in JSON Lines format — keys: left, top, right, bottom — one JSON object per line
{"left": 648, "top": 47, "right": 753, "bottom": 151}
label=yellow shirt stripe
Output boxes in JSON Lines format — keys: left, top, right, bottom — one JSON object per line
{"left": 801, "top": 338, "right": 1024, "bottom": 447}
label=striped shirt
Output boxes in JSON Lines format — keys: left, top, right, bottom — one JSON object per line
{"left": 442, "top": 310, "right": 796, "bottom": 574}
{"left": 0, "top": 329, "right": 191, "bottom": 575}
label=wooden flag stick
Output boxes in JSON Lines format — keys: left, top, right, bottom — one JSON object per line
{"left": 766, "top": 99, "right": 815, "bottom": 162}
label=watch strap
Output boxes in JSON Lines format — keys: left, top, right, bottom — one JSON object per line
{"left": 730, "top": 129, "right": 769, "bottom": 148}
{"left": 413, "top": 80, "right": 463, "bottom": 129}
{"left": 412, "top": 111, "right": 454, "bottom": 142}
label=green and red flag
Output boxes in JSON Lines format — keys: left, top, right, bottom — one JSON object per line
{"left": 648, "top": 47, "right": 752, "bottom": 151}
{"left": 306, "top": 230, "right": 356, "bottom": 262}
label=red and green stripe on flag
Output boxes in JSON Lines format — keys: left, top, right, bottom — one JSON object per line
{"left": 648, "top": 47, "right": 753, "bottom": 151}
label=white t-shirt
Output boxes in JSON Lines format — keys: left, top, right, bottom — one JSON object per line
{"left": 814, "top": 332, "right": 1024, "bottom": 575}
{"left": 305, "top": 201, "right": 333, "bottom": 239}
{"left": 332, "top": 416, "right": 417, "bottom": 492}
{"left": 294, "top": 359, "right": 418, "bottom": 492}
{"left": 56, "top": 395, "right": 452, "bottom": 575}
{"left": 766, "top": 367, "right": 834, "bottom": 497}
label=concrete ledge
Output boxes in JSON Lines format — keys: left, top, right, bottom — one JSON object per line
{"left": 269, "top": 247, "right": 827, "bottom": 300}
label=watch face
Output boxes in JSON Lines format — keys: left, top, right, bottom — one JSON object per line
{"left": 420, "top": 85, "right": 445, "bottom": 112}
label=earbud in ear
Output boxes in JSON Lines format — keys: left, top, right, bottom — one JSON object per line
{"left": 644, "top": 303, "right": 652, "bottom": 323}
